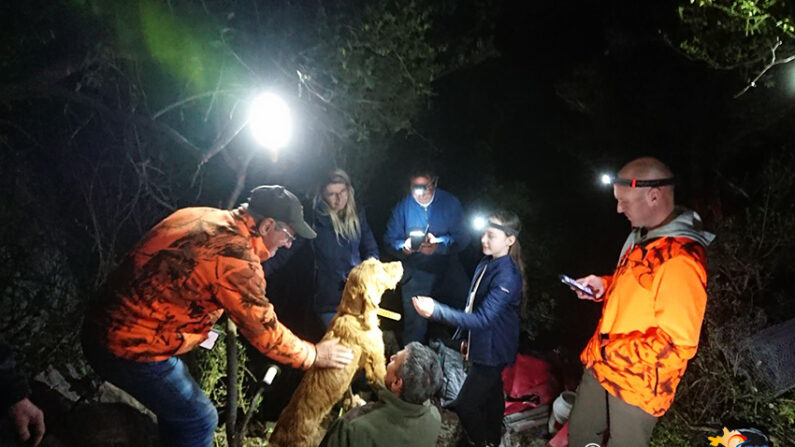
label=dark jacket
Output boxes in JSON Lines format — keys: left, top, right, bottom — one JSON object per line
{"left": 265, "top": 203, "right": 379, "bottom": 314}
{"left": 383, "top": 189, "right": 469, "bottom": 270}
{"left": 430, "top": 255, "right": 522, "bottom": 367}
{"left": 319, "top": 385, "right": 441, "bottom": 447}
{"left": 0, "top": 339, "right": 31, "bottom": 408}
{"left": 312, "top": 205, "right": 379, "bottom": 313}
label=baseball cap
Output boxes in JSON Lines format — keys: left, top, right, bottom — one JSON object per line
{"left": 247, "top": 185, "right": 317, "bottom": 239}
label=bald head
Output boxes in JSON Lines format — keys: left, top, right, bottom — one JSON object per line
{"left": 618, "top": 157, "right": 674, "bottom": 181}
{"left": 613, "top": 157, "right": 676, "bottom": 228}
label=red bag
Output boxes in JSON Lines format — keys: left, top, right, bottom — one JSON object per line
{"left": 502, "top": 354, "right": 560, "bottom": 415}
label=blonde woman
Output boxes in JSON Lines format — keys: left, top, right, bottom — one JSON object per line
{"left": 312, "top": 169, "right": 380, "bottom": 327}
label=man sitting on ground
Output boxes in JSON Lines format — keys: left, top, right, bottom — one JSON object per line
{"left": 319, "top": 342, "right": 443, "bottom": 447}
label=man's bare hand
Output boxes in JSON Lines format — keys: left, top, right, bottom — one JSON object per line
{"left": 418, "top": 233, "right": 439, "bottom": 255}
{"left": 401, "top": 237, "right": 414, "bottom": 254}
{"left": 574, "top": 275, "right": 606, "bottom": 300}
{"left": 315, "top": 337, "right": 354, "bottom": 368}
{"left": 9, "top": 398, "right": 45, "bottom": 447}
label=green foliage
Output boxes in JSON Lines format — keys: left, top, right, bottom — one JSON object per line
{"left": 292, "top": 0, "right": 499, "bottom": 177}
{"left": 190, "top": 328, "right": 250, "bottom": 412}
{"left": 649, "top": 414, "right": 694, "bottom": 447}
{"left": 675, "top": 0, "right": 795, "bottom": 82}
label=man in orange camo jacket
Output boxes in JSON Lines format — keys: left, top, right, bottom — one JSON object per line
{"left": 567, "top": 158, "right": 715, "bottom": 447}
{"left": 82, "top": 185, "right": 354, "bottom": 447}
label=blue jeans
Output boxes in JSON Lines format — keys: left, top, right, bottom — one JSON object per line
{"left": 83, "top": 342, "right": 218, "bottom": 447}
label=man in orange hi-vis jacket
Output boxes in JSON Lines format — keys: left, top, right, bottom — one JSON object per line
{"left": 566, "top": 157, "right": 715, "bottom": 447}
{"left": 82, "top": 185, "right": 354, "bottom": 447}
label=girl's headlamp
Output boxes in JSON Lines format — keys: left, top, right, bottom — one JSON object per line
{"left": 471, "top": 215, "right": 519, "bottom": 236}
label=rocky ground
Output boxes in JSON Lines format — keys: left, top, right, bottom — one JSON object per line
{"left": 3, "top": 366, "right": 556, "bottom": 447}
{"left": 4, "top": 329, "right": 561, "bottom": 447}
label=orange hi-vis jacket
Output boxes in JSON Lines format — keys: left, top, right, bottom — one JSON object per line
{"left": 580, "top": 235, "right": 708, "bottom": 417}
{"left": 84, "top": 206, "right": 316, "bottom": 369}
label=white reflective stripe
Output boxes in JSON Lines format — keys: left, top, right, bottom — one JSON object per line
{"left": 465, "top": 263, "right": 488, "bottom": 313}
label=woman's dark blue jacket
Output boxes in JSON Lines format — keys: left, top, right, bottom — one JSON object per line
{"left": 311, "top": 204, "right": 379, "bottom": 313}
{"left": 430, "top": 254, "right": 522, "bottom": 367}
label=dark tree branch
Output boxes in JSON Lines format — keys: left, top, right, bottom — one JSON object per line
{"left": 734, "top": 39, "right": 795, "bottom": 98}
{"left": 5, "top": 85, "right": 202, "bottom": 154}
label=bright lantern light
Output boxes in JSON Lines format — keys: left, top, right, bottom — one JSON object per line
{"left": 600, "top": 173, "right": 613, "bottom": 185}
{"left": 472, "top": 215, "right": 487, "bottom": 231}
{"left": 249, "top": 92, "right": 292, "bottom": 150}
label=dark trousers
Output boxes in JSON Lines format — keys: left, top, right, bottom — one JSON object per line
{"left": 450, "top": 363, "right": 505, "bottom": 446}
{"left": 567, "top": 370, "right": 658, "bottom": 447}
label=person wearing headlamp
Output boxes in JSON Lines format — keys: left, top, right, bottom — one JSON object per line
{"left": 566, "top": 157, "right": 715, "bottom": 447}
{"left": 384, "top": 165, "right": 470, "bottom": 345}
{"left": 412, "top": 210, "right": 525, "bottom": 447}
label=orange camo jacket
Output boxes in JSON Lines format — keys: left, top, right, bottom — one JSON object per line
{"left": 580, "top": 236, "right": 707, "bottom": 417}
{"left": 84, "top": 206, "right": 316, "bottom": 369}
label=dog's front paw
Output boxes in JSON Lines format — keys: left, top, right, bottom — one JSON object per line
{"left": 340, "top": 392, "right": 367, "bottom": 412}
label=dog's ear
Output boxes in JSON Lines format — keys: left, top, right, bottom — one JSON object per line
{"left": 337, "top": 263, "right": 366, "bottom": 316}
{"left": 337, "top": 286, "right": 363, "bottom": 316}
{"left": 383, "top": 261, "right": 404, "bottom": 287}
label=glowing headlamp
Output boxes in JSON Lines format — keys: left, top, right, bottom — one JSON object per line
{"left": 471, "top": 215, "right": 519, "bottom": 236}
{"left": 412, "top": 185, "right": 427, "bottom": 196}
{"left": 472, "top": 215, "right": 487, "bottom": 231}
{"left": 599, "top": 173, "right": 675, "bottom": 188}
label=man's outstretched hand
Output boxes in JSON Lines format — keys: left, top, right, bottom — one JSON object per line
{"left": 315, "top": 337, "right": 354, "bottom": 368}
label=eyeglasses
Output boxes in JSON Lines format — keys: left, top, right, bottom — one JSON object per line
{"left": 276, "top": 222, "right": 296, "bottom": 242}
{"left": 324, "top": 189, "right": 348, "bottom": 200}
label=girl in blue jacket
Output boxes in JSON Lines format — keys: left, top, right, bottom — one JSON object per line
{"left": 413, "top": 210, "right": 525, "bottom": 447}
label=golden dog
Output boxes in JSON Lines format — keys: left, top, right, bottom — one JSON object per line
{"left": 268, "top": 259, "right": 403, "bottom": 447}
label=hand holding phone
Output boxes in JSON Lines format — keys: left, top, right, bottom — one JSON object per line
{"left": 409, "top": 230, "right": 426, "bottom": 250}
{"left": 559, "top": 274, "right": 595, "bottom": 297}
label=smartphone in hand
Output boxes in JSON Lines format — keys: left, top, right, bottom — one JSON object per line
{"left": 409, "top": 230, "right": 426, "bottom": 250}
{"left": 559, "top": 274, "right": 595, "bottom": 297}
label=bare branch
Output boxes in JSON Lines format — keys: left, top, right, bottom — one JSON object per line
{"left": 152, "top": 89, "right": 241, "bottom": 120}
{"left": 12, "top": 85, "right": 203, "bottom": 154}
{"left": 198, "top": 118, "right": 249, "bottom": 167}
{"left": 734, "top": 40, "right": 795, "bottom": 98}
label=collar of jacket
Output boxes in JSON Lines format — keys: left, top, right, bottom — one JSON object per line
{"left": 312, "top": 202, "right": 335, "bottom": 227}
{"left": 411, "top": 192, "right": 435, "bottom": 209}
{"left": 233, "top": 206, "right": 271, "bottom": 261}
{"left": 618, "top": 206, "right": 715, "bottom": 263}
{"left": 377, "top": 384, "right": 433, "bottom": 416}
